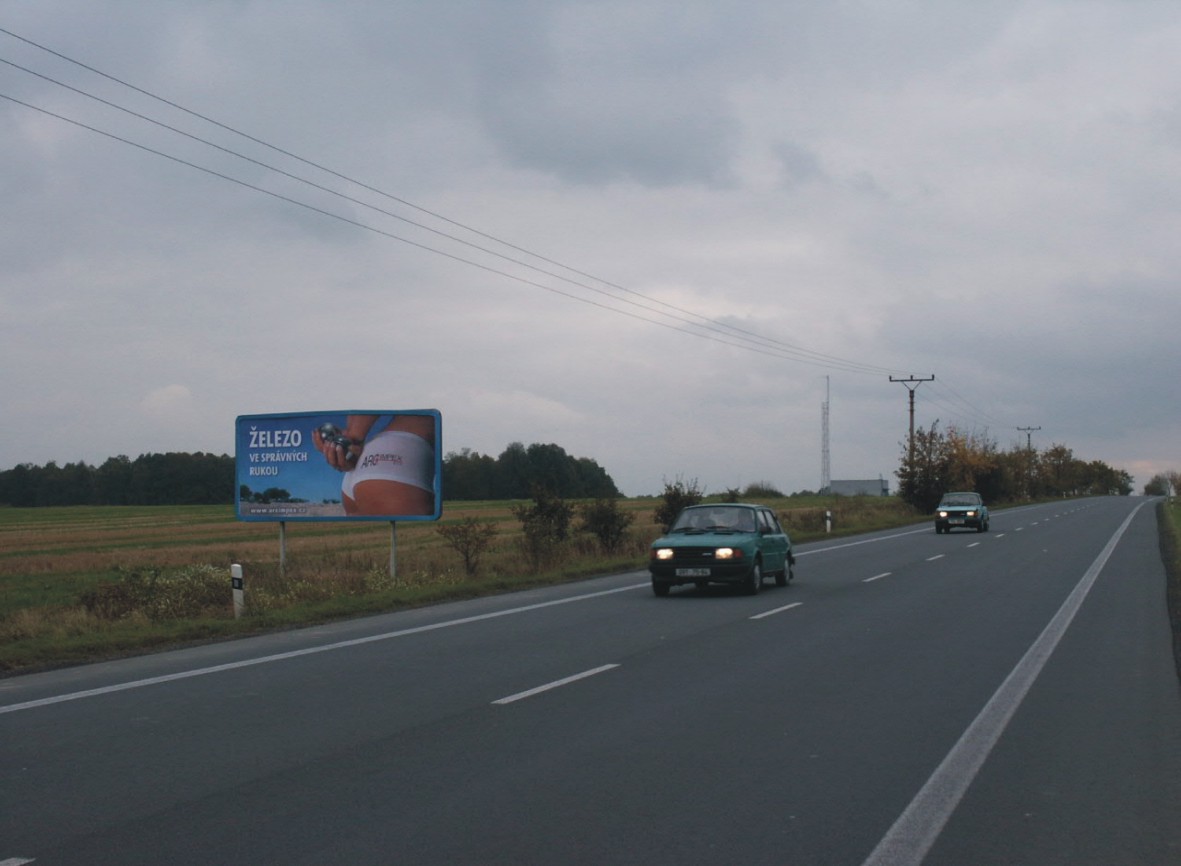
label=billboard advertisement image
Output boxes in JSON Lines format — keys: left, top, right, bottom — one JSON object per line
{"left": 235, "top": 410, "right": 442, "bottom": 521}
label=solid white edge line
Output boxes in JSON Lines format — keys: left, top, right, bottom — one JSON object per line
{"left": 860, "top": 500, "right": 1147, "bottom": 866}
{"left": 492, "top": 664, "right": 620, "bottom": 705}
{"left": 750, "top": 602, "right": 803, "bottom": 620}
{"left": 0, "top": 583, "right": 649, "bottom": 716}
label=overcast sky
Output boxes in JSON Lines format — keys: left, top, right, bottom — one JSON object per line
{"left": 2, "top": 1, "right": 1178, "bottom": 497}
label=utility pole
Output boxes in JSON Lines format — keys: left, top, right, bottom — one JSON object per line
{"left": 1017, "top": 425, "right": 1041, "bottom": 451}
{"left": 890, "top": 375, "right": 935, "bottom": 463}
{"left": 1017, "top": 425, "right": 1041, "bottom": 500}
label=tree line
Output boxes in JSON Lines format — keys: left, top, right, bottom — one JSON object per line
{"left": 441, "top": 442, "right": 620, "bottom": 500}
{"left": 896, "top": 422, "right": 1134, "bottom": 512}
{"left": 0, "top": 441, "right": 620, "bottom": 507}
{"left": 1144, "top": 471, "right": 1180, "bottom": 497}
{"left": 0, "top": 453, "right": 235, "bottom": 507}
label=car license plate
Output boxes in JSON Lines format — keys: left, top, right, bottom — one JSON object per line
{"left": 676, "top": 568, "right": 710, "bottom": 577}
{"left": 950, "top": 519, "right": 964, "bottom": 525}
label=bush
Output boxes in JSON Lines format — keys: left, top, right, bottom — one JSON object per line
{"left": 578, "top": 498, "right": 635, "bottom": 553}
{"left": 653, "top": 477, "right": 704, "bottom": 531}
{"left": 513, "top": 487, "right": 574, "bottom": 570}
{"left": 81, "top": 565, "right": 229, "bottom": 621}
{"left": 437, "top": 517, "right": 498, "bottom": 577}
{"left": 743, "top": 480, "right": 783, "bottom": 498}
{"left": 80, "top": 580, "right": 138, "bottom": 620}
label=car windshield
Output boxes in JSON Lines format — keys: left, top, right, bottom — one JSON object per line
{"left": 671, "top": 506, "right": 757, "bottom": 532}
{"left": 940, "top": 494, "right": 979, "bottom": 507}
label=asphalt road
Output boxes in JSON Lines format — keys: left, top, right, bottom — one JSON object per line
{"left": 2, "top": 496, "right": 1178, "bottom": 865}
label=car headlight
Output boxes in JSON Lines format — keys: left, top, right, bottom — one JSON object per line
{"left": 938, "top": 510, "right": 949, "bottom": 518}
{"left": 965, "top": 510, "right": 976, "bottom": 517}
{"left": 653, "top": 548, "right": 674, "bottom": 560}
{"left": 714, "top": 547, "right": 739, "bottom": 560}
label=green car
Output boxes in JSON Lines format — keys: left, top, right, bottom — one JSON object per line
{"left": 935, "top": 491, "right": 990, "bottom": 533}
{"left": 648, "top": 503, "right": 794, "bottom": 597}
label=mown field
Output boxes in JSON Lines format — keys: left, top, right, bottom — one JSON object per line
{"left": 0, "top": 495, "right": 922, "bottom": 673}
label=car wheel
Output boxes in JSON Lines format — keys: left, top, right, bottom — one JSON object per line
{"left": 775, "top": 564, "right": 788, "bottom": 588}
{"left": 652, "top": 580, "right": 670, "bottom": 597}
{"left": 745, "top": 560, "right": 762, "bottom": 595}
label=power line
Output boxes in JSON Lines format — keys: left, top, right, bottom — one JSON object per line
{"left": 0, "top": 30, "right": 1023, "bottom": 420}
{"left": 925, "top": 378, "right": 1003, "bottom": 429}
{"left": 2, "top": 90, "right": 909, "bottom": 373}
{"left": 0, "top": 21, "right": 1033, "bottom": 438}
{"left": 0, "top": 27, "right": 903, "bottom": 377}
{"left": 0, "top": 92, "right": 897, "bottom": 376}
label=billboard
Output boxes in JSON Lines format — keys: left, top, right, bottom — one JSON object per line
{"left": 235, "top": 410, "right": 442, "bottom": 521}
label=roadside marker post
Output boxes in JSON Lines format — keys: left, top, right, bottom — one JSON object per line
{"left": 231, "top": 563, "right": 245, "bottom": 619}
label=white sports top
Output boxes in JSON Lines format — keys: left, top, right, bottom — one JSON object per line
{"left": 341, "top": 430, "right": 435, "bottom": 497}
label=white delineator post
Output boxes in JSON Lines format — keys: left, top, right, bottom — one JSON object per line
{"left": 231, "top": 563, "right": 245, "bottom": 619}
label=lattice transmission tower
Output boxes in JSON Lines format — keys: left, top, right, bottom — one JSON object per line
{"left": 821, "top": 376, "right": 831, "bottom": 493}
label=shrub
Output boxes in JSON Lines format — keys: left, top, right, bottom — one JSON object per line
{"left": 436, "top": 517, "right": 498, "bottom": 577}
{"left": 513, "top": 487, "right": 574, "bottom": 570}
{"left": 743, "top": 480, "right": 783, "bottom": 499}
{"left": 578, "top": 498, "right": 635, "bottom": 553}
{"left": 82, "top": 565, "right": 229, "bottom": 621}
{"left": 80, "top": 580, "right": 138, "bottom": 619}
{"left": 653, "top": 477, "right": 704, "bottom": 531}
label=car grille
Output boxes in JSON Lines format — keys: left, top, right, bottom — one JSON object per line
{"left": 668, "top": 547, "right": 720, "bottom": 563}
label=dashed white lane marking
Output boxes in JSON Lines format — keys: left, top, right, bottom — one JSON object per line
{"left": 1, "top": 583, "right": 648, "bottom": 716}
{"left": 967, "top": 543, "right": 980, "bottom": 548}
{"left": 492, "top": 664, "right": 620, "bottom": 705}
{"left": 926, "top": 554, "right": 945, "bottom": 562}
{"left": 750, "top": 602, "right": 804, "bottom": 620}
{"left": 0, "top": 858, "right": 36, "bottom": 865}
{"left": 864, "top": 573, "right": 892, "bottom": 583}
{"left": 795, "top": 526, "right": 931, "bottom": 557}
{"left": 861, "top": 500, "right": 1147, "bottom": 866}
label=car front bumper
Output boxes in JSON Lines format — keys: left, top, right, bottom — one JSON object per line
{"left": 936, "top": 514, "right": 984, "bottom": 530}
{"left": 648, "top": 562, "right": 752, "bottom": 584}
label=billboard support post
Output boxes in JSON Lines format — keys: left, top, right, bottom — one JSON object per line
{"left": 389, "top": 521, "right": 397, "bottom": 579}
{"left": 279, "top": 521, "right": 287, "bottom": 576}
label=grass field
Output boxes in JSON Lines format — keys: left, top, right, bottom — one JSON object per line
{"left": 0, "top": 495, "right": 922, "bottom": 673}
{"left": 1161, "top": 499, "right": 1181, "bottom": 675}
